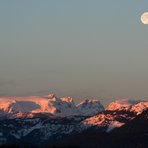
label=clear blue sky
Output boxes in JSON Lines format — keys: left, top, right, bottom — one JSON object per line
{"left": 0, "top": 0, "right": 148, "bottom": 103}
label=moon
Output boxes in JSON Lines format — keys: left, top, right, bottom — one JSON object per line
{"left": 141, "top": 12, "right": 148, "bottom": 25}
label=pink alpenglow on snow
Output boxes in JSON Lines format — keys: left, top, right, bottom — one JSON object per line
{"left": 0, "top": 93, "right": 104, "bottom": 117}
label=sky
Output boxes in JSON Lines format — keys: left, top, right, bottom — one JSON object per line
{"left": 0, "top": 0, "right": 148, "bottom": 104}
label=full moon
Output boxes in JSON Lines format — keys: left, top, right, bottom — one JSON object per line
{"left": 141, "top": 12, "right": 148, "bottom": 25}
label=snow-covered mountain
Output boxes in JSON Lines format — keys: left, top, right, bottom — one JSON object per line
{"left": 0, "top": 94, "right": 148, "bottom": 146}
{"left": 106, "top": 99, "right": 148, "bottom": 114}
{"left": 83, "top": 99, "right": 148, "bottom": 132}
{"left": 106, "top": 99, "right": 141, "bottom": 111}
{"left": 49, "top": 109, "right": 148, "bottom": 148}
{"left": 0, "top": 93, "right": 104, "bottom": 117}
{"left": 77, "top": 99, "right": 104, "bottom": 116}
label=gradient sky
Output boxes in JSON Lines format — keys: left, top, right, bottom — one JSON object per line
{"left": 0, "top": 0, "right": 148, "bottom": 104}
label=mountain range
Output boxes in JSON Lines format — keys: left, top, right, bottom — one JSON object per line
{"left": 0, "top": 93, "right": 148, "bottom": 147}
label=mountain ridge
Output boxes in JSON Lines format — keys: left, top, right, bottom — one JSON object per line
{"left": 0, "top": 93, "right": 104, "bottom": 117}
{"left": 0, "top": 93, "right": 148, "bottom": 147}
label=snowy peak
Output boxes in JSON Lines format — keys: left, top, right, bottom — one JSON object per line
{"left": 1, "top": 94, "right": 147, "bottom": 118}
{"left": 50, "top": 97, "right": 79, "bottom": 117}
{"left": 0, "top": 96, "right": 55, "bottom": 115}
{"left": 60, "top": 97, "right": 73, "bottom": 103}
{"left": 106, "top": 99, "right": 140, "bottom": 111}
{"left": 131, "top": 101, "right": 148, "bottom": 115}
{"left": 106, "top": 99, "right": 148, "bottom": 114}
{"left": 47, "top": 93, "right": 59, "bottom": 101}
{"left": 77, "top": 99, "right": 104, "bottom": 116}
{"left": 82, "top": 99, "right": 148, "bottom": 132}
{"left": 0, "top": 95, "right": 77, "bottom": 117}
{"left": 0, "top": 94, "right": 104, "bottom": 117}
